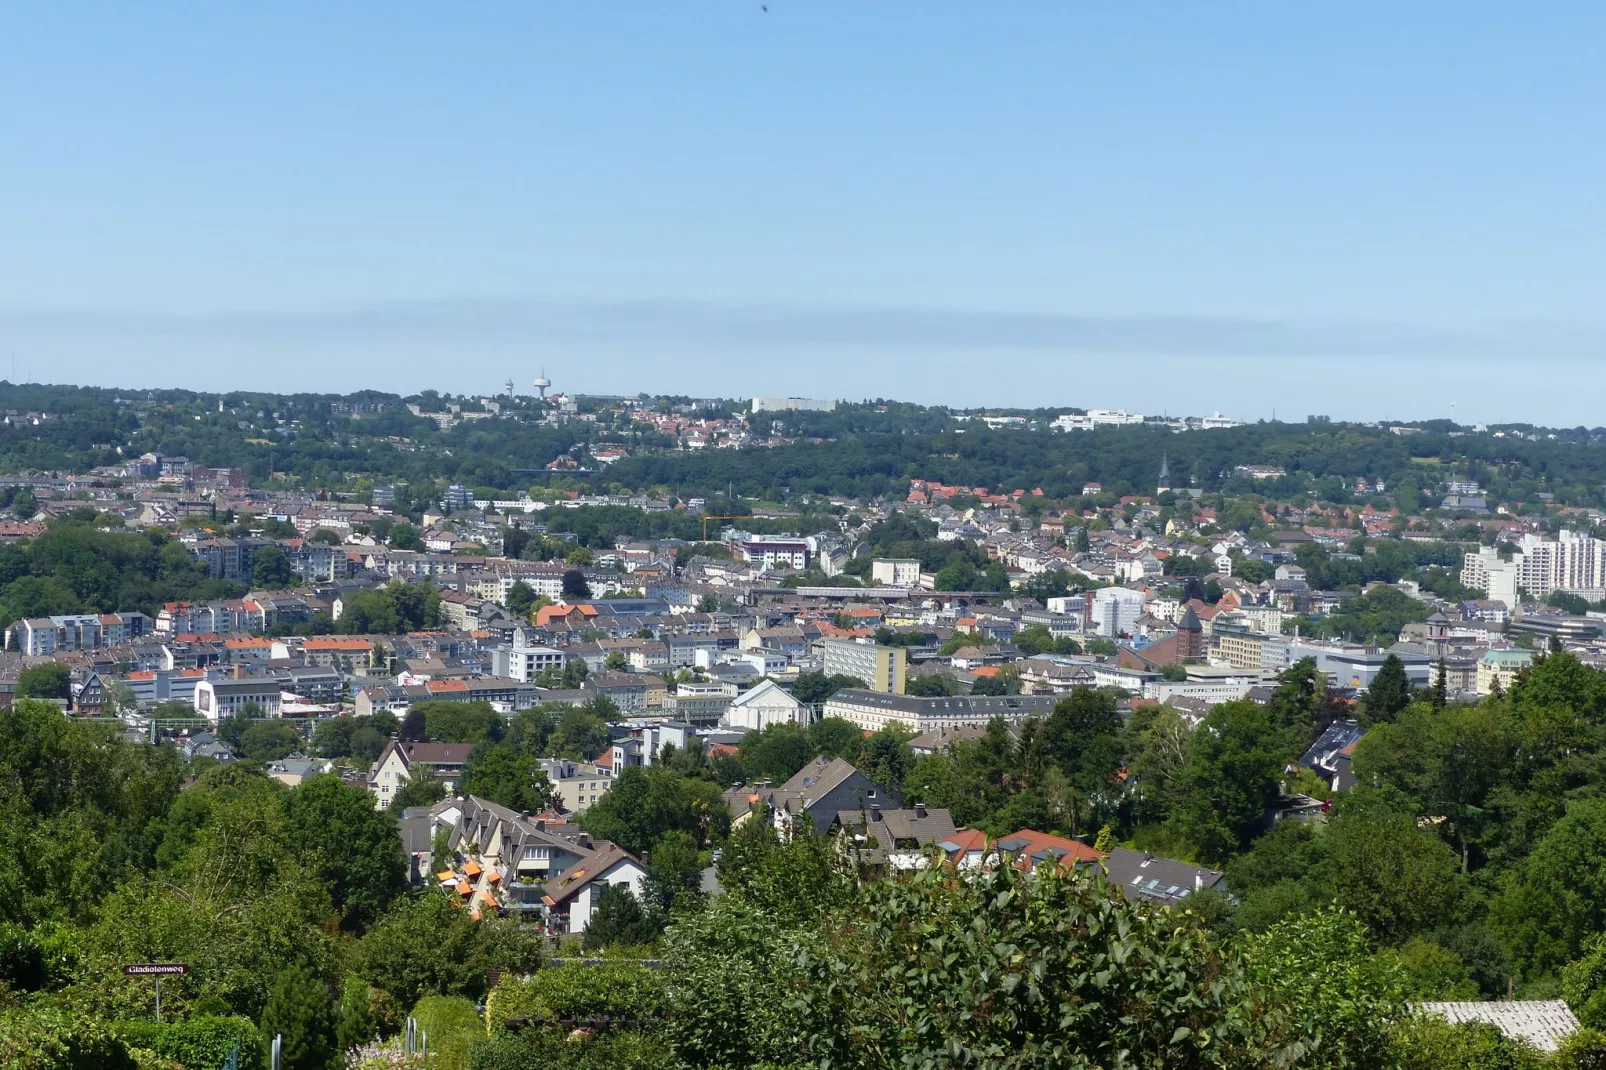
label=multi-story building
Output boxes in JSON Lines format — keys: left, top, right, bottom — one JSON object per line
{"left": 6, "top": 612, "right": 154, "bottom": 655}
{"left": 822, "top": 639, "right": 908, "bottom": 694}
{"left": 297, "top": 636, "right": 374, "bottom": 674}
{"left": 191, "top": 537, "right": 270, "bottom": 583}
{"left": 1477, "top": 649, "right": 1533, "bottom": 695}
{"left": 539, "top": 759, "right": 614, "bottom": 813}
{"left": 870, "top": 558, "right": 922, "bottom": 587}
{"left": 1460, "top": 546, "right": 1521, "bottom": 610}
{"left": 1091, "top": 587, "right": 1147, "bottom": 637}
{"left": 447, "top": 796, "right": 646, "bottom": 931}
{"left": 735, "top": 534, "right": 811, "bottom": 571}
{"left": 823, "top": 689, "right": 1059, "bottom": 733}
{"left": 493, "top": 634, "right": 567, "bottom": 682}
{"left": 1211, "top": 617, "right": 1271, "bottom": 672}
{"left": 369, "top": 740, "right": 474, "bottom": 809}
{"left": 192, "top": 677, "right": 284, "bottom": 721}
{"left": 1464, "top": 530, "right": 1606, "bottom": 605}
{"left": 751, "top": 397, "right": 836, "bottom": 413}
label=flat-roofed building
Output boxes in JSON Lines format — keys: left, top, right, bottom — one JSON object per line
{"left": 822, "top": 638, "right": 907, "bottom": 694}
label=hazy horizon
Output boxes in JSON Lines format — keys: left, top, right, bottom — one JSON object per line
{"left": 4, "top": 4, "right": 1602, "bottom": 425}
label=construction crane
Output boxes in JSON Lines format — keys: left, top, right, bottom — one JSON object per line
{"left": 700, "top": 515, "right": 744, "bottom": 542}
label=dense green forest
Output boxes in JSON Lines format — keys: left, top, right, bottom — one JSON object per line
{"left": 0, "top": 516, "right": 243, "bottom": 628}
{"left": 8, "top": 382, "right": 1606, "bottom": 507}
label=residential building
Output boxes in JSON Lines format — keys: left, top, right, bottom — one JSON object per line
{"left": 870, "top": 558, "right": 922, "bottom": 587}
{"left": 539, "top": 759, "right": 614, "bottom": 813}
{"left": 299, "top": 636, "right": 374, "bottom": 674}
{"left": 836, "top": 804, "right": 958, "bottom": 870}
{"left": 822, "top": 689, "right": 1059, "bottom": 733}
{"left": 1091, "top": 587, "right": 1146, "bottom": 637}
{"left": 1104, "top": 847, "right": 1226, "bottom": 906}
{"left": 446, "top": 796, "right": 646, "bottom": 931}
{"left": 6, "top": 612, "right": 154, "bottom": 654}
{"left": 493, "top": 633, "right": 568, "bottom": 682}
{"left": 369, "top": 739, "right": 474, "bottom": 809}
{"left": 729, "top": 756, "right": 893, "bottom": 836}
{"left": 1460, "top": 545, "right": 1521, "bottom": 609}
{"left": 821, "top": 638, "right": 907, "bottom": 694}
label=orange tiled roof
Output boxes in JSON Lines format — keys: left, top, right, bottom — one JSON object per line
{"left": 304, "top": 636, "right": 372, "bottom": 651}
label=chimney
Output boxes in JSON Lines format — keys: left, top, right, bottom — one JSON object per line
{"left": 914, "top": 803, "right": 927, "bottom": 819}
{"left": 577, "top": 833, "right": 592, "bottom": 849}
{"left": 536, "top": 819, "right": 546, "bottom": 832}
{"left": 871, "top": 805, "right": 882, "bottom": 821}
{"left": 1195, "top": 872, "right": 1205, "bottom": 891}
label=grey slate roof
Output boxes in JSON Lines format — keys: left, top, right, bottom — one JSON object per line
{"left": 1103, "top": 847, "right": 1225, "bottom": 905}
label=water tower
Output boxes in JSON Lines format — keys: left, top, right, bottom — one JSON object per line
{"left": 532, "top": 369, "right": 552, "bottom": 400}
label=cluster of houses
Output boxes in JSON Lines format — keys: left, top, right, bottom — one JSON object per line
{"left": 402, "top": 752, "right": 1227, "bottom": 935}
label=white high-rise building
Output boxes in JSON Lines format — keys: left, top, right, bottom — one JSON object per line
{"left": 1461, "top": 546, "right": 1520, "bottom": 610}
{"left": 1091, "top": 587, "right": 1147, "bottom": 638}
{"left": 1461, "top": 530, "right": 1606, "bottom": 608}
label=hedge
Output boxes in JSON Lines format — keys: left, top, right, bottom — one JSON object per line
{"left": 483, "top": 963, "right": 663, "bottom": 1034}
{"left": 0, "top": 1006, "right": 139, "bottom": 1070}
{"left": 115, "top": 1017, "right": 267, "bottom": 1070}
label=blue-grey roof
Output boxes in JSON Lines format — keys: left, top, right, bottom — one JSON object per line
{"left": 1301, "top": 720, "right": 1366, "bottom": 775}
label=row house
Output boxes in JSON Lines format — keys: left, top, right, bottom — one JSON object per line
{"left": 158, "top": 600, "right": 257, "bottom": 636}
{"left": 6, "top": 612, "right": 154, "bottom": 655}
{"left": 273, "top": 635, "right": 375, "bottom": 675}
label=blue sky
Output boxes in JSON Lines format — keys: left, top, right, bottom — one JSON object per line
{"left": 2, "top": 3, "right": 1602, "bottom": 423}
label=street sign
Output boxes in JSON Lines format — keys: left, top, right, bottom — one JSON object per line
{"left": 123, "top": 963, "right": 189, "bottom": 976}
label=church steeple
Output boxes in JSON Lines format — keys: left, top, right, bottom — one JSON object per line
{"left": 1157, "top": 452, "right": 1171, "bottom": 493}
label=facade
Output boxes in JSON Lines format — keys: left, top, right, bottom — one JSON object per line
{"left": 368, "top": 740, "right": 474, "bottom": 809}
{"left": 1091, "top": 587, "right": 1147, "bottom": 637}
{"left": 1477, "top": 648, "right": 1533, "bottom": 695}
{"left": 723, "top": 679, "right": 807, "bottom": 731}
{"left": 870, "top": 558, "right": 922, "bottom": 587}
{"left": 299, "top": 636, "right": 374, "bottom": 674}
{"left": 495, "top": 635, "right": 567, "bottom": 682}
{"left": 446, "top": 796, "right": 646, "bottom": 931}
{"left": 732, "top": 756, "right": 892, "bottom": 837}
{"left": 539, "top": 759, "right": 614, "bottom": 813}
{"left": 1462, "top": 530, "right": 1606, "bottom": 605}
{"left": 1460, "top": 546, "right": 1521, "bottom": 609}
{"left": 736, "top": 535, "right": 810, "bottom": 570}
{"left": 823, "top": 689, "right": 1059, "bottom": 733}
{"left": 192, "top": 678, "right": 283, "bottom": 721}
{"left": 6, "top": 612, "right": 154, "bottom": 655}
{"left": 822, "top": 639, "right": 908, "bottom": 694}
